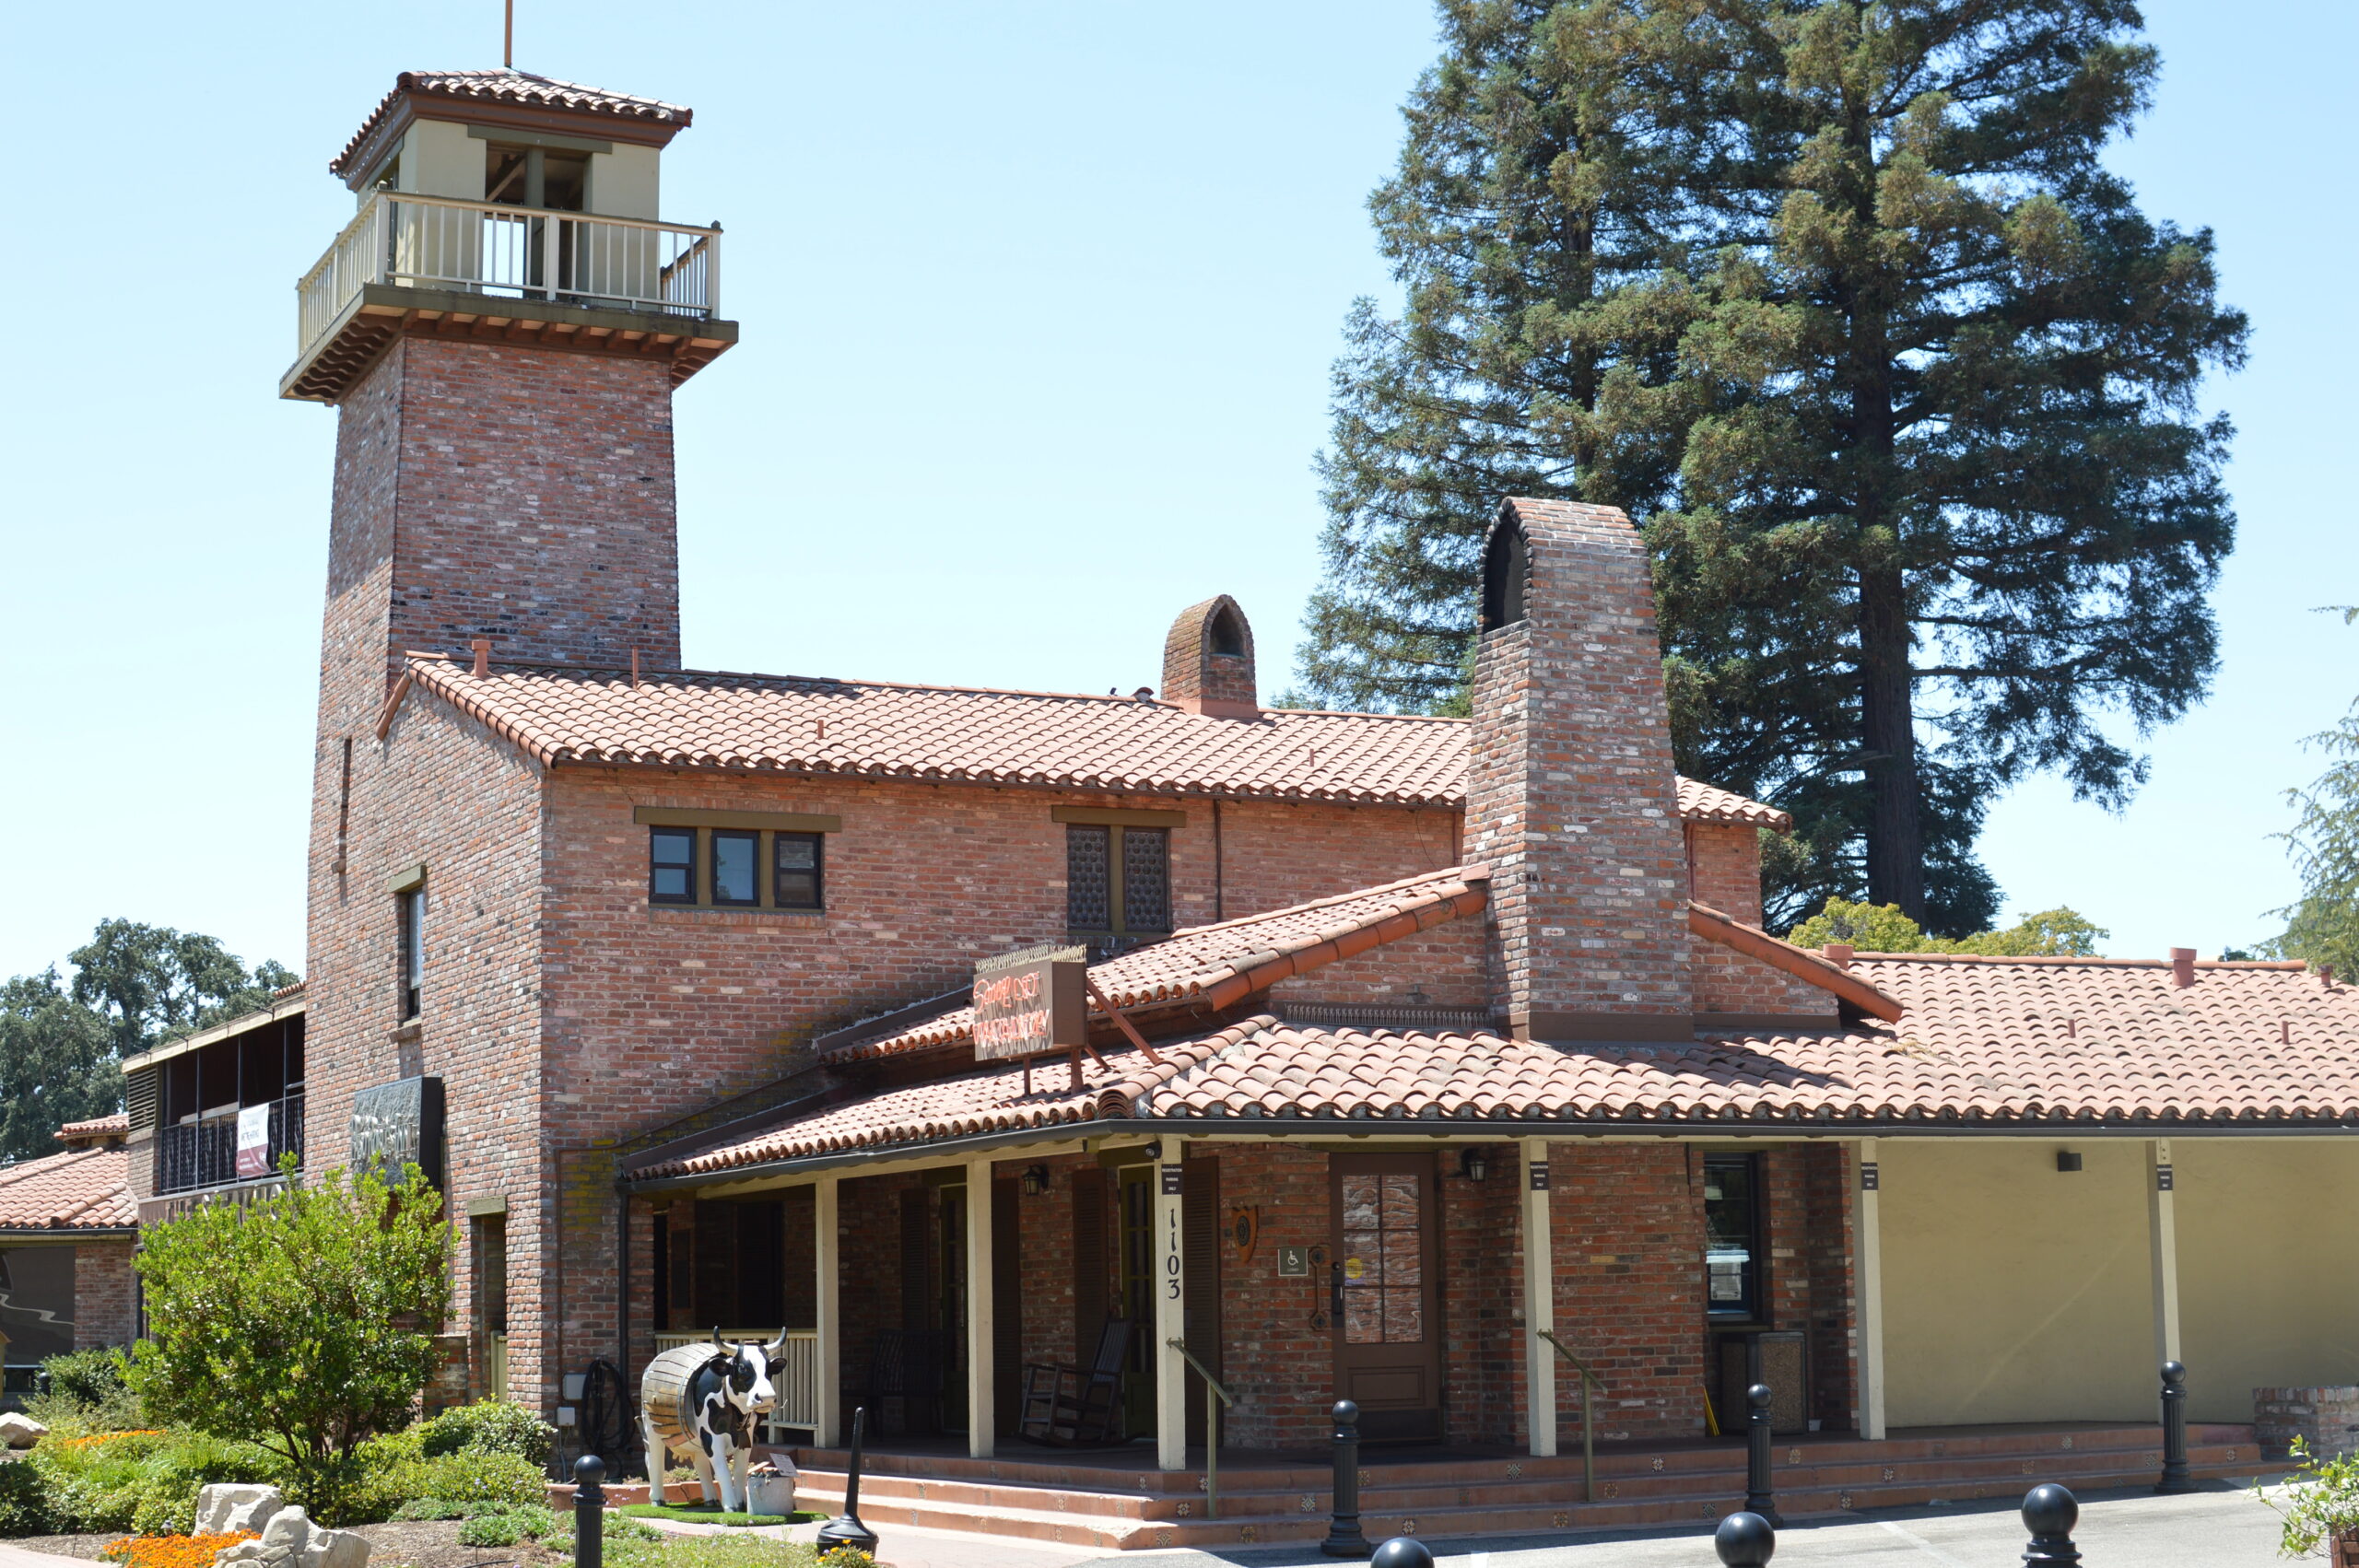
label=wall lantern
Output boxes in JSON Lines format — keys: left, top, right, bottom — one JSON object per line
{"left": 2055, "top": 1151, "right": 2083, "bottom": 1173}
{"left": 1020, "top": 1164, "right": 1051, "bottom": 1197}
{"left": 1459, "top": 1149, "right": 1491, "bottom": 1183}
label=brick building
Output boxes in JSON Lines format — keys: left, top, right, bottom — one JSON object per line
{"left": 111, "top": 66, "right": 2359, "bottom": 1549}
{"left": 1, "top": 1117, "right": 137, "bottom": 1397}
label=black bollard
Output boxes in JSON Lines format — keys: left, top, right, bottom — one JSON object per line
{"left": 572, "top": 1454, "right": 605, "bottom": 1568}
{"left": 816, "top": 1406, "right": 881, "bottom": 1554}
{"left": 1715, "top": 1510, "right": 1776, "bottom": 1566}
{"left": 1370, "top": 1538, "right": 1435, "bottom": 1568}
{"left": 2021, "top": 1482, "right": 2082, "bottom": 1566}
{"left": 1743, "top": 1383, "right": 1782, "bottom": 1527}
{"left": 1320, "top": 1399, "right": 1372, "bottom": 1559}
{"left": 2156, "top": 1360, "right": 2192, "bottom": 1494}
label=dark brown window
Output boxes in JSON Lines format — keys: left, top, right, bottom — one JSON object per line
{"left": 774, "top": 833, "right": 823, "bottom": 909}
{"left": 711, "top": 829, "right": 759, "bottom": 907}
{"left": 1703, "top": 1153, "right": 1764, "bottom": 1320}
{"left": 396, "top": 887, "right": 425, "bottom": 1020}
{"left": 649, "top": 827, "right": 698, "bottom": 904}
{"left": 1067, "top": 825, "right": 1170, "bottom": 945}
{"left": 648, "top": 825, "right": 827, "bottom": 912}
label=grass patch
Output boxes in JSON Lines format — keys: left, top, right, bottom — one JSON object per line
{"left": 613, "top": 1504, "right": 824, "bottom": 1527}
{"left": 585, "top": 1533, "right": 843, "bottom": 1568}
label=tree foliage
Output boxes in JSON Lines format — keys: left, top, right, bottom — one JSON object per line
{"left": 1789, "top": 895, "right": 2106, "bottom": 955}
{"left": 126, "top": 1164, "right": 452, "bottom": 1514}
{"left": 2263, "top": 609, "right": 2359, "bottom": 978}
{"left": 0, "top": 969, "right": 122, "bottom": 1163}
{"left": 1307, "top": 0, "right": 2247, "bottom": 932}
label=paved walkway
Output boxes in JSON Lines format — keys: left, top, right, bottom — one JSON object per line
{"left": 1070, "top": 1482, "right": 2286, "bottom": 1567}
{"left": 0, "top": 1547, "right": 93, "bottom": 1568}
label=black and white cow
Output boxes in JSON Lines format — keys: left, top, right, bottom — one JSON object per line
{"left": 641, "top": 1328, "right": 788, "bottom": 1514}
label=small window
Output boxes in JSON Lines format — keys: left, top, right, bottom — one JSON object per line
{"left": 649, "top": 827, "right": 698, "bottom": 904}
{"left": 1066, "top": 825, "right": 1170, "bottom": 945}
{"left": 711, "top": 829, "right": 759, "bottom": 907}
{"left": 774, "top": 833, "right": 824, "bottom": 909}
{"left": 1702, "top": 1154, "right": 1764, "bottom": 1320}
{"left": 396, "top": 887, "right": 426, "bottom": 1021}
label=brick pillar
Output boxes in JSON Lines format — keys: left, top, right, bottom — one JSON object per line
{"left": 1466, "top": 498, "right": 1693, "bottom": 1040}
{"left": 72, "top": 1241, "right": 137, "bottom": 1349}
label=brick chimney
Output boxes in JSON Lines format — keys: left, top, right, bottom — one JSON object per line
{"left": 1465, "top": 498, "right": 1692, "bottom": 1040}
{"left": 1161, "top": 595, "right": 1258, "bottom": 718}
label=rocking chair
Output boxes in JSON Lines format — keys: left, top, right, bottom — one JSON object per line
{"left": 1016, "top": 1317, "right": 1133, "bottom": 1445}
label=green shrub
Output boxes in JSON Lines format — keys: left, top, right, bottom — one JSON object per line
{"left": 0, "top": 1459, "right": 58, "bottom": 1538}
{"left": 417, "top": 1400, "right": 554, "bottom": 1467}
{"left": 390, "top": 1498, "right": 473, "bottom": 1521}
{"left": 354, "top": 1445, "right": 548, "bottom": 1521}
{"left": 21, "top": 1428, "right": 277, "bottom": 1537}
{"left": 29, "top": 1349, "right": 144, "bottom": 1433}
{"left": 457, "top": 1514, "right": 522, "bottom": 1548}
{"left": 41, "top": 1347, "right": 130, "bottom": 1407}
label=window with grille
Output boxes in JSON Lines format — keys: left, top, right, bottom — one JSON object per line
{"left": 1065, "top": 824, "right": 1169, "bottom": 944}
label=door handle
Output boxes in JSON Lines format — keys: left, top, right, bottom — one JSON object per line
{"left": 1330, "top": 1260, "right": 1345, "bottom": 1325}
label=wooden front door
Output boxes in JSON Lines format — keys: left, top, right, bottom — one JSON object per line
{"left": 1330, "top": 1153, "right": 1443, "bottom": 1441}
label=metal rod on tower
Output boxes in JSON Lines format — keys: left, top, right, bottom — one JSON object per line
{"left": 504, "top": 0, "right": 514, "bottom": 68}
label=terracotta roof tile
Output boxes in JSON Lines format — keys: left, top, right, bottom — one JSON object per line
{"left": 832, "top": 865, "right": 1491, "bottom": 1060}
{"left": 405, "top": 658, "right": 1779, "bottom": 822}
{"left": 644, "top": 958, "right": 2359, "bottom": 1178}
{"left": 0, "top": 1143, "right": 134, "bottom": 1231}
{"left": 53, "top": 1115, "right": 128, "bottom": 1146}
{"left": 333, "top": 70, "right": 691, "bottom": 177}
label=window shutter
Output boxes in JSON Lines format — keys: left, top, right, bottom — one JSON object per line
{"left": 125, "top": 1066, "right": 158, "bottom": 1133}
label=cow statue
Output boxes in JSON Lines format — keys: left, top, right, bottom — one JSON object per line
{"left": 640, "top": 1328, "right": 789, "bottom": 1514}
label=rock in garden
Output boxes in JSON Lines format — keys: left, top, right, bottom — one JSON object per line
{"left": 196, "top": 1484, "right": 286, "bottom": 1535}
{"left": 0, "top": 1411, "right": 47, "bottom": 1447}
{"left": 210, "top": 1504, "right": 367, "bottom": 1568}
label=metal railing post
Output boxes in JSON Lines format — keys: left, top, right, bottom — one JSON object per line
{"left": 2021, "top": 1482, "right": 2083, "bottom": 1564}
{"left": 571, "top": 1453, "right": 604, "bottom": 1568}
{"left": 2156, "top": 1360, "right": 2192, "bottom": 1493}
{"left": 1320, "top": 1399, "right": 1371, "bottom": 1559}
{"left": 1714, "top": 1510, "right": 1775, "bottom": 1567}
{"left": 1166, "top": 1339, "right": 1232, "bottom": 1519}
{"left": 1537, "top": 1329, "right": 1602, "bottom": 1504}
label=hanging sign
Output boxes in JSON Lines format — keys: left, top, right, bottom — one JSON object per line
{"left": 234, "top": 1105, "right": 273, "bottom": 1178}
{"left": 971, "top": 945, "right": 1086, "bottom": 1061}
{"left": 349, "top": 1075, "right": 447, "bottom": 1189}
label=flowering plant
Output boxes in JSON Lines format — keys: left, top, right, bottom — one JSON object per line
{"left": 100, "top": 1530, "right": 257, "bottom": 1568}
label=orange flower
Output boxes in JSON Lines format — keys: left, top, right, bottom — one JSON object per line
{"left": 61, "top": 1430, "right": 165, "bottom": 1451}
{"left": 101, "top": 1530, "right": 258, "bottom": 1568}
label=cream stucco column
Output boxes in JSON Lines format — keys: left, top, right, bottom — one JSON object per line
{"left": 2147, "top": 1139, "right": 2182, "bottom": 1366}
{"left": 1857, "top": 1138, "right": 1888, "bottom": 1441}
{"left": 966, "top": 1158, "right": 995, "bottom": 1458}
{"left": 1520, "top": 1138, "right": 1558, "bottom": 1457}
{"left": 1155, "top": 1140, "right": 1188, "bottom": 1471}
{"left": 815, "top": 1176, "right": 841, "bottom": 1447}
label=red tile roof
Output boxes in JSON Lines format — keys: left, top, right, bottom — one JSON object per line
{"left": 404, "top": 657, "right": 1781, "bottom": 821}
{"left": 53, "top": 1115, "right": 128, "bottom": 1147}
{"left": 1688, "top": 903, "right": 1902, "bottom": 1020}
{"left": 634, "top": 954, "right": 2359, "bottom": 1179}
{"left": 0, "top": 1143, "right": 134, "bottom": 1232}
{"left": 333, "top": 70, "right": 692, "bottom": 177}
{"left": 829, "top": 866, "right": 1492, "bottom": 1060}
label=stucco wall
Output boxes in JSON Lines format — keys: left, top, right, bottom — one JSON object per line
{"left": 1878, "top": 1139, "right": 2154, "bottom": 1426}
{"left": 2176, "top": 1139, "right": 2359, "bottom": 1422}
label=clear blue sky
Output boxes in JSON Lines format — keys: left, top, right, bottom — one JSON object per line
{"left": 0, "top": 0, "right": 2349, "bottom": 982}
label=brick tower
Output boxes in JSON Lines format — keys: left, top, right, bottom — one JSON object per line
{"left": 1464, "top": 497, "right": 1694, "bottom": 1039}
{"left": 289, "top": 70, "right": 739, "bottom": 1407}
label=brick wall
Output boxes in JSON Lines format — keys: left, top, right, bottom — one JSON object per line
{"left": 1440, "top": 1150, "right": 1524, "bottom": 1446}
{"left": 2255, "top": 1385, "right": 2359, "bottom": 1460}
{"left": 1802, "top": 1142, "right": 1858, "bottom": 1431}
{"left": 1545, "top": 1141, "right": 1709, "bottom": 1440}
{"left": 1201, "top": 1144, "right": 1331, "bottom": 1448}
{"left": 1688, "top": 824, "right": 1837, "bottom": 1021}
{"left": 1465, "top": 503, "right": 1692, "bottom": 1036}
{"left": 71, "top": 1242, "right": 135, "bottom": 1349}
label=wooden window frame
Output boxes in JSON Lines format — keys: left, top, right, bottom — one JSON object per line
{"left": 1702, "top": 1152, "right": 1766, "bottom": 1323}
{"left": 641, "top": 815, "right": 835, "bottom": 914}
{"left": 395, "top": 885, "right": 425, "bottom": 1021}
{"left": 710, "top": 828, "right": 761, "bottom": 907}
{"left": 649, "top": 825, "right": 699, "bottom": 906}
{"left": 1064, "top": 822, "right": 1172, "bottom": 945}
{"left": 772, "top": 831, "right": 825, "bottom": 911}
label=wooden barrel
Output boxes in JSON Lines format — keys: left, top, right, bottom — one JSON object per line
{"left": 640, "top": 1341, "right": 721, "bottom": 1448}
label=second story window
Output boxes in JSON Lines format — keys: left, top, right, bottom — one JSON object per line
{"left": 394, "top": 877, "right": 426, "bottom": 1021}
{"left": 1064, "top": 823, "right": 1171, "bottom": 946}
{"left": 634, "top": 808, "right": 840, "bottom": 912}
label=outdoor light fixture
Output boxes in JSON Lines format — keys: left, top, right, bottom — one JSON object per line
{"left": 1020, "top": 1164, "right": 1051, "bottom": 1197}
{"left": 2056, "top": 1151, "right": 2083, "bottom": 1173}
{"left": 1459, "top": 1149, "right": 1490, "bottom": 1182}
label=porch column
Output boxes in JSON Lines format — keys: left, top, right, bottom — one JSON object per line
{"left": 966, "top": 1157, "right": 995, "bottom": 1459}
{"left": 814, "top": 1176, "right": 841, "bottom": 1447}
{"left": 2146, "top": 1139, "right": 2182, "bottom": 1365}
{"left": 1856, "top": 1138, "right": 1887, "bottom": 1440}
{"left": 1155, "top": 1139, "right": 1187, "bottom": 1471}
{"left": 1520, "top": 1137, "right": 1557, "bottom": 1457}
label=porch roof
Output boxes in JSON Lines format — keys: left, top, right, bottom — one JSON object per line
{"left": 629, "top": 955, "right": 2359, "bottom": 1183}
{"left": 397, "top": 655, "right": 1789, "bottom": 825}
{"left": 825, "top": 864, "right": 1493, "bottom": 1061}
{"left": 0, "top": 1141, "right": 134, "bottom": 1233}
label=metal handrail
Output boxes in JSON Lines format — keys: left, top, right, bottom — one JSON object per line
{"left": 1166, "top": 1339, "right": 1231, "bottom": 1519}
{"left": 1537, "top": 1329, "right": 1602, "bottom": 1504}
